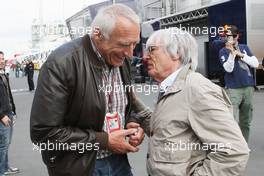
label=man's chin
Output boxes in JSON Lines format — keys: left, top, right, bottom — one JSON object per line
{"left": 148, "top": 70, "right": 155, "bottom": 78}
{"left": 114, "top": 62, "right": 124, "bottom": 67}
{"left": 112, "top": 59, "right": 125, "bottom": 67}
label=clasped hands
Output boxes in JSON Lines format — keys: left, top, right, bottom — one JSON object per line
{"left": 226, "top": 44, "right": 244, "bottom": 58}
{"left": 107, "top": 122, "right": 145, "bottom": 154}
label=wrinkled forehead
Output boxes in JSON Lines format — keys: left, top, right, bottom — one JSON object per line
{"left": 109, "top": 16, "right": 140, "bottom": 39}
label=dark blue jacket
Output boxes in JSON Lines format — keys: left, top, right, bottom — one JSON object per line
{"left": 219, "top": 44, "right": 255, "bottom": 88}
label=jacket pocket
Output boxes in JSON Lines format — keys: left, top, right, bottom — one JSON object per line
{"left": 151, "top": 140, "right": 191, "bottom": 163}
{"left": 41, "top": 150, "right": 66, "bottom": 168}
{"left": 192, "top": 166, "right": 208, "bottom": 176}
{"left": 42, "top": 150, "right": 96, "bottom": 175}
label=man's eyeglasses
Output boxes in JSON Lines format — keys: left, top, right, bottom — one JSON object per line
{"left": 145, "top": 45, "right": 162, "bottom": 54}
{"left": 226, "top": 34, "right": 238, "bottom": 38}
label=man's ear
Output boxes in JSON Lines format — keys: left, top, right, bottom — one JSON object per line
{"left": 93, "top": 26, "right": 100, "bottom": 35}
{"left": 93, "top": 29, "right": 104, "bottom": 41}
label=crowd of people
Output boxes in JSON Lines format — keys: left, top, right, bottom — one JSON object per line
{"left": 1, "top": 3, "right": 263, "bottom": 176}
{"left": 4, "top": 60, "right": 35, "bottom": 92}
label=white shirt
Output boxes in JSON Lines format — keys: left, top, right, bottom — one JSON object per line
{"left": 160, "top": 67, "right": 183, "bottom": 93}
{"left": 222, "top": 46, "right": 259, "bottom": 73}
{"left": 5, "top": 66, "right": 10, "bottom": 74}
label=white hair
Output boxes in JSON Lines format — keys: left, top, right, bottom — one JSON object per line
{"left": 91, "top": 3, "right": 140, "bottom": 39}
{"left": 146, "top": 27, "right": 198, "bottom": 71}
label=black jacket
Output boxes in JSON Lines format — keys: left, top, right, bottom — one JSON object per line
{"left": 0, "top": 74, "right": 16, "bottom": 119}
{"left": 30, "top": 35, "right": 150, "bottom": 176}
{"left": 25, "top": 62, "right": 34, "bottom": 76}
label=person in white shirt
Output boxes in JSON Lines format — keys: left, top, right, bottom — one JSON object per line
{"left": 219, "top": 25, "right": 259, "bottom": 142}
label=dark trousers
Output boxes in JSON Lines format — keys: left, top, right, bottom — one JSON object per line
{"left": 27, "top": 72, "right": 35, "bottom": 91}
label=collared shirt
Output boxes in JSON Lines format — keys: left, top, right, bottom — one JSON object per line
{"left": 90, "top": 36, "right": 105, "bottom": 63}
{"left": 160, "top": 67, "right": 183, "bottom": 93}
{"left": 90, "top": 37, "right": 128, "bottom": 159}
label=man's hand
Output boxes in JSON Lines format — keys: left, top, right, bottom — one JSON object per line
{"left": 13, "top": 115, "right": 17, "bottom": 125}
{"left": 225, "top": 44, "right": 244, "bottom": 58}
{"left": 126, "top": 122, "right": 145, "bottom": 147}
{"left": 108, "top": 129, "right": 139, "bottom": 154}
{"left": 1, "top": 115, "right": 11, "bottom": 127}
{"left": 225, "top": 43, "right": 234, "bottom": 52}
{"left": 233, "top": 50, "right": 244, "bottom": 58}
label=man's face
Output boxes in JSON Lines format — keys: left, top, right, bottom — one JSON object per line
{"left": 0, "top": 54, "right": 5, "bottom": 70}
{"left": 226, "top": 34, "right": 239, "bottom": 45}
{"left": 143, "top": 44, "right": 178, "bottom": 82}
{"left": 94, "top": 16, "right": 140, "bottom": 67}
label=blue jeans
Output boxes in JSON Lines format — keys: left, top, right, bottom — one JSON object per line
{"left": 93, "top": 154, "right": 133, "bottom": 176}
{"left": 0, "top": 113, "right": 13, "bottom": 175}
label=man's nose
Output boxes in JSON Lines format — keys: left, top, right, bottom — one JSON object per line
{"left": 143, "top": 53, "right": 151, "bottom": 61}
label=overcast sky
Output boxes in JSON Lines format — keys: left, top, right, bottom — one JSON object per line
{"left": 0, "top": 0, "right": 108, "bottom": 58}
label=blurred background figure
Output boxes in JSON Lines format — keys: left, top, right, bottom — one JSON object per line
{"left": 25, "top": 60, "right": 35, "bottom": 91}
{"left": 4, "top": 61, "right": 10, "bottom": 78}
{"left": 21, "top": 61, "right": 26, "bottom": 77}
{"left": 15, "top": 62, "right": 21, "bottom": 78}
{"left": 219, "top": 25, "right": 259, "bottom": 142}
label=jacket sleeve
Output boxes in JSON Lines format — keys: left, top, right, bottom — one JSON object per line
{"left": 127, "top": 92, "right": 152, "bottom": 136}
{"left": 219, "top": 48, "right": 235, "bottom": 73}
{"left": 122, "top": 58, "right": 152, "bottom": 135}
{"left": 30, "top": 55, "right": 107, "bottom": 151}
{"left": 0, "top": 82, "right": 6, "bottom": 120}
{"left": 240, "top": 45, "right": 259, "bottom": 68}
{"left": 188, "top": 84, "right": 250, "bottom": 176}
{"left": 7, "top": 76, "right": 16, "bottom": 115}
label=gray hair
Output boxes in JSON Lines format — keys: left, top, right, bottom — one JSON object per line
{"left": 146, "top": 28, "right": 198, "bottom": 71}
{"left": 91, "top": 3, "right": 140, "bottom": 39}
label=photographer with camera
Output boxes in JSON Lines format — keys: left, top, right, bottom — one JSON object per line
{"left": 219, "top": 25, "right": 259, "bottom": 142}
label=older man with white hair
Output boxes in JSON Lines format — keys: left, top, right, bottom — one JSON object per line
{"left": 141, "top": 28, "right": 250, "bottom": 176}
{"left": 30, "top": 4, "right": 149, "bottom": 176}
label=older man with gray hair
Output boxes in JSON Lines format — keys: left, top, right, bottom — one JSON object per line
{"left": 142, "top": 28, "right": 249, "bottom": 176}
{"left": 30, "top": 4, "right": 149, "bottom": 176}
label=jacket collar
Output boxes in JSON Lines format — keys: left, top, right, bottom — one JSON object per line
{"left": 163, "top": 63, "right": 192, "bottom": 96}
{"left": 160, "top": 67, "right": 183, "bottom": 92}
{"left": 82, "top": 34, "right": 105, "bottom": 69}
